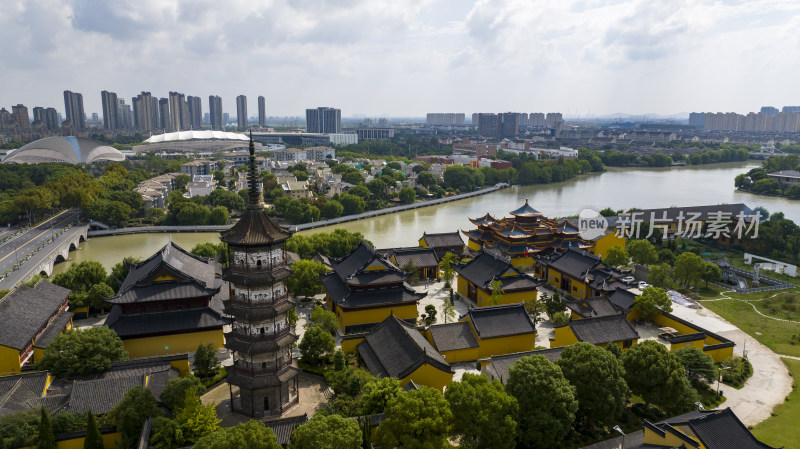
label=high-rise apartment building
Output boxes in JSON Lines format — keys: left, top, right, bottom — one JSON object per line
{"left": 12, "top": 104, "right": 30, "bottom": 130}
{"left": 236, "top": 95, "right": 248, "bottom": 128}
{"left": 471, "top": 113, "right": 479, "bottom": 125}
{"left": 500, "top": 112, "right": 520, "bottom": 137}
{"left": 223, "top": 113, "right": 230, "bottom": 126}
{"left": 691, "top": 110, "right": 800, "bottom": 132}
{"left": 761, "top": 106, "right": 779, "bottom": 116}
{"left": 168, "top": 92, "right": 186, "bottom": 132}
{"left": 159, "top": 98, "right": 171, "bottom": 131}
{"left": 258, "top": 96, "right": 266, "bottom": 127}
{"left": 688, "top": 112, "right": 705, "bottom": 129}
{"left": 478, "top": 113, "right": 499, "bottom": 137}
{"left": 32, "top": 107, "right": 45, "bottom": 127}
{"left": 783, "top": 106, "right": 800, "bottom": 114}
{"left": 117, "top": 99, "right": 132, "bottom": 129}
{"left": 209, "top": 95, "right": 223, "bottom": 130}
{"left": 477, "top": 113, "right": 520, "bottom": 138}
{"left": 530, "top": 113, "right": 545, "bottom": 127}
{"left": 101, "top": 90, "right": 119, "bottom": 130}
{"left": 426, "top": 113, "right": 465, "bottom": 125}
{"left": 545, "top": 112, "right": 563, "bottom": 127}
{"left": 63, "top": 90, "right": 86, "bottom": 131}
{"left": 305, "top": 107, "right": 341, "bottom": 133}
{"left": 187, "top": 96, "right": 202, "bottom": 129}
{"left": 132, "top": 92, "right": 157, "bottom": 131}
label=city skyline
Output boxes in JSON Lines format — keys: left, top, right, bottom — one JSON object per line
{"left": 2, "top": 1, "right": 800, "bottom": 117}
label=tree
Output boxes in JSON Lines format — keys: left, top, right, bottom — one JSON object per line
{"left": 626, "top": 239, "right": 658, "bottom": 266}
{"left": 634, "top": 286, "right": 672, "bottom": 320}
{"left": 524, "top": 297, "right": 546, "bottom": 325}
{"left": 556, "top": 343, "right": 629, "bottom": 427}
{"left": 83, "top": 412, "right": 104, "bottom": 449}
{"left": 441, "top": 299, "right": 456, "bottom": 323}
{"left": 604, "top": 245, "right": 629, "bottom": 267}
{"left": 416, "top": 171, "right": 438, "bottom": 188}
{"left": 149, "top": 417, "right": 184, "bottom": 449}
{"left": 506, "top": 355, "right": 577, "bottom": 449}
{"left": 112, "top": 386, "right": 161, "bottom": 447}
{"left": 308, "top": 305, "right": 338, "bottom": 335}
{"left": 700, "top": 261, "right": 722, "bottom": 287}
{"left": 321, "top": 199, "right": 344, "bottom": 219}
{"left": 87, "top": 282, "right": 114, "bottom": 312}
{"left": 191, "top": 242, "right": 220, "bottom": 259}
{"left": 438, "top": 252, "right": 457, "bottom": 288}
{"left": 291, "top": 414, "right": 362, "bottom": 449}
{"left": 174, "top": 174, "right": 191, "bottom": 190}
{"left": 107, "top": 256, "right": 142, "bottom": 292}
{"left": 401, "top": 260, "right": 419, "bottom": 284}
{"left": 490, "top": 279, "right": 504, "bottom": 305}
{"left": 37, "top": 408, "right": 56, "bottom": 449}
{"left": 673, "top": 252, "right": 704, "bottom": 287}
{"left": 175, "top": 389, "right": 220, "bottom": 444}
{"left": 286, "top": 260, "right": 328, "bottom": 298}
{"left": 160, "top": 375, "right": 207, "bottom": 411}
{"left": 398, "top": 186, "right": 416, "bottom": 204}
{"left": 361, "top": 377, "right": 402, "bottom": 415}
{"left": 193, "top": 421, "right": 281, "bottom": 449}
{"left": 338, "top": 193, "right": 365, "bottom": 215}
{"left": 648, "top": 263, "right": 673, "bottom": 289}
{"left": 445, "top": 373, "right": 518, "bottom": 449}
{"left": 674, "top": 347, "right": 716, "bottom": 388}
{"left": 621, "top": 341, "right": 697, "bottom": 413}
{"left": 208, "top": 206, "right": 229, "bottom": 225}
{"left": 36, "top": 327, "right": 128, "bottom": 378}
{"left": 299, "top": 326, "right": 335, "bottom": 366}
{"left": 194, "top": 343, "right": 221, "bottom": 379}
{"left": 542, "top": 292, "right": 567, "bottom": 319}
{"left": 52, "top": 260, "right": 108, "bottom": 293}
{"left": 376, "top": 387, "right": 453, "bottom": 449}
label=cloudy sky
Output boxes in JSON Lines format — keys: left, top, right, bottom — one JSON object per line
{"left": 2, "top": 0, "right": 800, "bottom": 119}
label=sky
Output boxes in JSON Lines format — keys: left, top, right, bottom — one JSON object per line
{"left": 2, "top": 0, "right": 800, "bottom": 119}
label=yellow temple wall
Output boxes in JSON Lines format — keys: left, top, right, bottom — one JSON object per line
{"left": 122, "top": 329, "right": 225, "bottom": 359}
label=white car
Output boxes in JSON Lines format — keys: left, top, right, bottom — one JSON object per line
{"left": 638, "top": 281, "right": 650, "bottom": 289}
{"left": 622, "top": 276, "right": 636, "bottom": 283}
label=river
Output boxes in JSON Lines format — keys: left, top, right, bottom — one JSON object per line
{"left": 53, "top": 161, "right": 797, "bottom": 273}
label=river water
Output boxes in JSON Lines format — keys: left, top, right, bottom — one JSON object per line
{"left": 53, "top": 161, "right": 797, "bottom": 273}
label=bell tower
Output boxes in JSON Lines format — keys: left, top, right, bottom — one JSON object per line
{"left": 220, "top": 132, "right": 299, "bottom": 418}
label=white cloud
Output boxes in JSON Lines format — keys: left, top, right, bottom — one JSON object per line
{"left": 1, "top": 0, "right": 800, "bottom": 117}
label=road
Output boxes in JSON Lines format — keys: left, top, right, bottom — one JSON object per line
{"left": 0, "top": 210, "right": 80, "bottom": 288}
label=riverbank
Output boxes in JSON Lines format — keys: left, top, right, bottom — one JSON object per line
{"left": 88, "top": 183, "right": 510, "bottom": 237}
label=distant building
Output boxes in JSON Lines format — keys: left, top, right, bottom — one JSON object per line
{"left": 223, "top": 113, "right": 230, "bottom": 125}
{"left": 530, "top": 112, "right": 545, "bottom": 127}
{"left": 181, "top": 160, "right": 217, "bottom": 176}
{"left": 168, "top": 92, "right": 186, "bottom": 131}
{"left": 689, "top": 112, "right": 706, "bottom": 128}
{"left": 63, "top": 90, "right": 86, "bottom": 131}
{"left": 32, "top": 107, "right": 45, "bottom": 127}
{"left": 117, "top": 99, "right": 132, "bottom": 129}
{"left": 782, "top": 106, "right": 800, "bottom": 114}
{"left": 258, "top": 96, "right": 266, "bottom": 126}
{"left": 101, "top": 90, "right": 118, "bottom": 129}
{"left": 132, "top": 91, "right": 158, "bottom": 131}
{"left": 187, "top": 96, "right": 202, "bottom": 129}
{"left": 426, "top": 113, "right": 465, "bottom": 125}
{"left": 306, "top": 107, "right": 341, "bottom": 133}
{"left": 767, "top": 170, "right": 800, "bottom": 188}
{"left": 477, "top": 113, "right": 518, "bottom": 138}
{"left": 760, "top": 106, "right": 779, "bottom": 115}
{"left": 273, "top": 146, "right": 335, "bottom": 162}
{"left": 354, "top": 127, "right": 394, "bottom": 140}
{"left": 11, "top": 104, "right": 29, "bottom": 130}
{"left": 186, "top": 174, "right": 217, "bottom": 198}
{"left": 545, "top": 112, "right": 563, "bottom": 127}
{"left": 209, "top": 95, "right": 223, "bottom": 130}
{"left": 236, "top": 95, "right": 248, "bottom": 128}
{"left": 159, "top": 98, "right": 170, "bottom": 131}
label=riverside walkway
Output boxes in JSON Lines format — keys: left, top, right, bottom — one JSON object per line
{"left": 88, "top": 183, "right": 510, "bottom": 237}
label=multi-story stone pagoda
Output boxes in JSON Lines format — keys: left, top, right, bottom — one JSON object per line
{"left": 221, "top": 132, "right": 300, "bottom": 418}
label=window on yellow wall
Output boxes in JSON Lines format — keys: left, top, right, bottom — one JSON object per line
{"left": 623, "top": 339, "right": 632, "bottom": 348}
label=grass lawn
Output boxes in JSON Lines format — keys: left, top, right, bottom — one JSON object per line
{"left": 751, "top": 358, "right": 800, "bottom": 448}
{"left": 702, "top": 297, "right": 800, "bottom": 357}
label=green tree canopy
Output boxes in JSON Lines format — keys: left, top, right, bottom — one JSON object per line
{"left": 321, "top": 199, "right": 344, "bottom": 219}
{"left": 445, "top": 373, "right": 518, "bottom": 449}
{"left": 285, "top": 229, "right": 369, "bottom": 260}
{"left": 648, "top": 263, "right": 673, "bottom": 289}
{"left": 208, "top": 206, "right": 229, "bottom": 225}
{"left": 193, "top": 421, "right": 281, "bottom": 449}
{"left": 360, "top": 377, "right": 402, "bottom": 415}
{"left": 174, "top": 388, "right": 220, "bottom": 444}
{"left": 86, "top": 282, "right": 114, "bottom": 311}
{"left": 505, "top": 355, "right": 577, "bottom": 448}
{"left": 673, "top": 252, "right": 704, "bottom": 287}
{"left": 376, "top": 386, "right": 453, "bottom": 449}
{"left": 604, "top": 245, "right": 629, "bottom": 267}
{"left": 556, "top": 342, "right": 629, "bottom": 426}
{"left": 36, "top": 326, "right": 128, "bottom": 378}
{"left": 291, "top": 414, "right": 362, "bottom": 449}
{"left": 286, "top": 260, "right": 328, "bottom": 298}
{"left": 299, "top": 326, "right": 335, "bottom": 366}
{"left": 52, "top": 260, "right": 108, "bottom": 293}
{"left": 337, "top": 193, "right": 365, "bottom": 215}
{"left": 674, "top": 347, "right": 717, "bottom": 388}
{"left": 634, "top": 286, "right": 673, "bottom": 320}
{"left": 83, "top": 412, "right": 103, "bottom": 449}
{"left": 398, "top": 186, "right": 416, "bottom": 204}
{"left": 37, "top": 408, "right": 56, "bottom": 449}
{"left": 193, "top": 343, "right": 221, "bottom": 379}
{"left": 700, "top": 261, "right": 722, "bottom": 287}
{"left": 626, "top": 239, "right": 659, "bottom": 266}
{"left": 160, "top": 375, "right": 207, "bottom": 411}
{"left": 106, "top": 256, "right": 143, "bottom": 292}
{"left": 621, "top": 340, "right": 697, "bottom": 413}
{"left": 112, "top": 386, "right": 162, "bottom": 447}
{"left": 308, "top": 305, "right": 338, "bottom": 335}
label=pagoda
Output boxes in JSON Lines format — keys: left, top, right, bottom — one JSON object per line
{"left": 462, "top": 199, "right": 591, "bottom": 265}
{"left": 221, "top": 132, "right": 300, "bottom": 418}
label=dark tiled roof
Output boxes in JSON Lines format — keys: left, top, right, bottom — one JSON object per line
{"left": 428, "top": 322, "right": 479, "bottom": 352}
{"left": 568, "top": 314, "right": 639, "bottom": 345}
{"left": 220, "top": 208, "right": 291, "bottom": 245}
{"left": 454, "top": 251, "right": 516, "bottom": 288}
{"left": 420, "top": 231, "right": 464, "bottom": 248}
{"left": 656, "top": 408, "right": 777, "bottom": 449}
{"left": 387, "top": 247, "right": 439, "bottom": 268}
{"left": 0, "top": 371, "right": 50, "bottom": 417}
{"left": 33, "top": 310, "right": 74, "bottom": 348}
{"left": 469, "top": 213, "right": 497, "bottom": 227}
{"left": 509, "top": 200, "right": 542, "bottom": 216}
{"left": 331, "top": 241, "right": 377, "bottom": 280}
{"left": 105, "top": 306, "right": 229, "bottom": 338}
{"left": 109, "top": 281, "right": 218, "bottom": 304}
{"left": 545, "top": 248, "right": 603, "bottom": 280}
{"left": 68, "top": 376, "right": 144, "bottom": 414}
{"left": 264, "top": 414, "right": 308, "bottom": 445}
{"left": 117, "top": 242, "right": 219, "bottom": 299}
{"left": 769, "top": 169, "right": 800, "bottom": 178}
{"left": 0, "top": 280, "right": 70, "bottom": 350}
{"left": 465, "top": 303, "right": 536, "bottom": 339}
{"left": 565, "top": 296, "right": 621, "bottom": 318}
{"left": 357, "top": 315, "right": 452, "bottom": 380}
{"left": 485, "top": 347, "right": 565, "bottom": 385}
{"left": 402, "top": 381, "right": 420, "bottom": 391}
{"left": 607, "top": 288, "right": 638, "bottom": 311}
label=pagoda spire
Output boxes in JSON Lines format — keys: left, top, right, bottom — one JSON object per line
{"left": 247, "top": 130, "right": 261, "bottom": 209}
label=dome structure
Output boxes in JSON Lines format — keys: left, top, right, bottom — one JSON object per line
{"left": 3, "top": 136, "right": 125, "bottom": 165}
{"left": 144, "top": 130, "right": 248, "bottom": 143}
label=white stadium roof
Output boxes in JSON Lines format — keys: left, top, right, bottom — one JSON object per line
{"left": 144, "top": 130, "right": 249, "bottom": 143}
